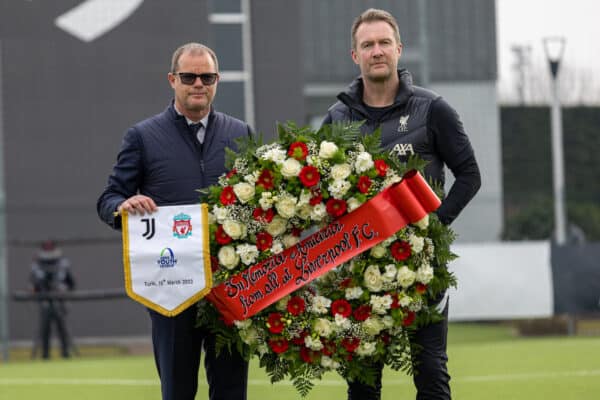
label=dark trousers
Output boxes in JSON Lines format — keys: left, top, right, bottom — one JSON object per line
{"left": 39, "top": 301, "right": 70, "bottom": 359}
{"left": 347, "top": 302, "right": 451, "bottom": 400}
{"left": 149, "top": 306, "right": 249, "bottom": 400}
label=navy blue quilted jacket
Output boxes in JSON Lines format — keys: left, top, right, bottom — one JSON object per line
{"left": 97, "top": 102, "right": 251, "bottom": 229}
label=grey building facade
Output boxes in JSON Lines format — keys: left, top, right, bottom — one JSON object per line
{"left": 0, "top": 0, "right": 500, "bottom": 342}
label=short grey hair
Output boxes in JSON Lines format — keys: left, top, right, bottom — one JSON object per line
{"left": 170, "top": 43, "right": 219, "bottom": 73}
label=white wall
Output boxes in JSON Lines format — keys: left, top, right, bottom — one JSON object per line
{"left": 430, "top": 81, "right": 503, "bottom": 243}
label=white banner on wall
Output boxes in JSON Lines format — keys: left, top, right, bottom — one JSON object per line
{"left": 448, "top": 241, "right": 553, "bottom": 321}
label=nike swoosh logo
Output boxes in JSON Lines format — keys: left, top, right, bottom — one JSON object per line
{"left": 55, "top": 0, "right": 144, "bottom": 42}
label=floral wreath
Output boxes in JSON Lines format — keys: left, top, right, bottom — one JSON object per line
{"left": 198, "top": 122, "right": 457, "bottom": 397}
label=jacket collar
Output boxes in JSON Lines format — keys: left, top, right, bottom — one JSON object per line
{"left": 337, "top": 69, "right": 414, "bottom": 115}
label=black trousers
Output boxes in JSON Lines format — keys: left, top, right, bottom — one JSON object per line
{"left": 347, "top": 302, "right": 451, "bottom": 400}
{"left": 149, "top": 306, "right": 249, "bottom": 400}
{"left": 39, "top": 301, "right": 70, "bottom": 359}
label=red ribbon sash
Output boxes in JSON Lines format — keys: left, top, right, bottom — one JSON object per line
{"left": 207, "top": 171, "right": 441, "bottom": 323}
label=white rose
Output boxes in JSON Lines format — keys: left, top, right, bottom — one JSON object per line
{"left": 233, "top": 182, "right": 255, "bottom": 203}
{"left": 330, "top": 163, "right": 352, "bottom": 180}
{"left": 345, "top": 286, "right": 364, "bottom": 300}
{"left": 319, "top": 141, "right": 338, "bottom": 159}
{"left": 218, "top": 246, "right": 239, "bottom": 269}
{"left": 363, "top": 264, "right": 383, "bottom": 292}
{"left": 397, "top": 265, "right": 416, "bottom": 288}
{"left": 259, "top": 192, "right": 274, "bottom": 210}
{"left": 271, "top": 240, "right": 284, "bottom": 254}
{"left": 416, "top": 263, "right": 434, "bottom": 284}
{"left": 334, "top": 314, "right": 351, "bottom": 331}
{"left": 356, "top": 341, "right": 377, "bottom": 356}
{"left": 329, "top": 179, "right": 351, "bottom": 199}
{"left": 304, "top": 336, "right": 324, "bottom": 351}
{"left": 382, "top": 315, "right": 394, "bottom": 329}
{"left": 266, "top": 216, "right": 287, "bottom": 236}
{"left": 213, "top": 205, "right": 229, "bottom": 223}
{"left": 236, "top": 244, "right": 259, "bottom": 265}
{"left": 354, "top": 152, "right": 374, "bottom": 173}
{"left": 282, "top": 234, "right": 300, "bottom": 249}
{"left": 370, "top": 245, "right": 387, "bottom": 259}
{"left": 382, "top": 264, "right": 397, "bottom": 283}
{"left": 414, "top": 214, "right": 429, "bottom": 230}
{"left": 222, "top": 219, "right": 246, "bottom": 239}
{"left": 383, "top": 172, "right": 402, "bottom": 188}
{"left": 347, "top": 197, "right": 363, "bottom": 212}
{"left": 310, "top": 295, "right": 332, "bottom": 314}
{"left": 275, "top": 195, "right": 297, "bottom": 218}
{"left": 296, "top": 204, "right": 313, "bottom": 220}
{"left": 234, "top": 319, "right": 252, "bottom": 329}
{"left": 362, "top": 316, "right": 384, "bottom": 336}
{"left": 370, "top": 294, "right": 392, "bottom": 314}
{"left": 409, "top": 235, "right": 425, "bottom": 254}
{"left": 311, "top": 203, "right": 327, "bottom": 220}
{"left": 399, "top": 292, "right": 412, "bottom": 307}
{"left": 260, "top": 147, "right": 286, "bottom": 164}
{"left": 321, "top": 355, "right": 339, "bottom": 370}
{"left": 297, "top": 190, "right": 312, "bottom": 207}
{"left": 313, "top": 318, "right": 334, "bottom": 337}
{"left": 239, "top": 327, "right": 259, "bottom": 345}
{"left": 280, "top": 158, "right": 302, "bottom": 178}
{"left": 276, "top": 295, "right": 290, "bottom": 311}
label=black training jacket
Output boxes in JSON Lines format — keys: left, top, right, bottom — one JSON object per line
{"left": 323, "top": 69, "right": 481, "bottom": 225}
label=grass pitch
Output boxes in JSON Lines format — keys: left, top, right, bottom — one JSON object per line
{"left": 1, "top": 323, "right": 599, "bottom": 400}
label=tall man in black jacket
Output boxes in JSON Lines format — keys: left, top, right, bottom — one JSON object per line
{"left": 98, "top": 43, "right": 250, "bottom": 400}
{"left": 323, "top": 9, "right": 481, "bottom": 400}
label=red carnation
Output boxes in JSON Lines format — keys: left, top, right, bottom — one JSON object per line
{"left": 291, "top": 227, "right": 303, "bottom": 237}
{"left": 309, "top": 193, "right": 323, "bottom": 206}
{"left": 416, "top": 283, "right": 427, "bottom": 295}
{"left": 215, "top": 225, "right": 232, "bottom": 245}
{"left": 253, "top": 207, "right": 275, "bottom": 223}
{"left": 402, "top": 311, "right": 416, "bottom": 327}
{"left": 374, "top": 159, "right": 388, "bottom": 177}
{"left": 331, "top": 299, "right": 352, "bottom": 318}
{"left": 357, "top": 175, "right": 372, "bottom": 193}
{"left": 268, "top": 337, "right": 289, "bottom": 354}
{"left": 352, "top": 305, "right": 372, "bottom": 321}
{"left": 286, "top": 296, "right": 306, "bottom": 316}
{"left": 288, "top": 141, "right": 309, "bottom": 161}
{"left": 219, "top": 186, "right": 236, "bottom": 205}
{"left": 267, "top": 312, "right": 285, "bottom": 334}
{"left": 210, "top": 256, "right": 219, "bottom": 272}
{"left": 291, "top": 330, "right": 309, "bottom": 345}
{"left": 341, "top": 337, "right": 360, "bottom": 353}
{"left": 340, "top": 277, "right": 353, "bottom": 289}
{"left": 380, "top": 333, "right": 391, "bottom": 344}
{"left": 326, "top": 198, "right": 347, "bottom": 217}
{"left": 390, "top": 240, "right": 412, "bottom": 261}
{"left": 225, "top": 168, "right": 237, "bottom": 179}
{"left": 300, "top": 346, "right": 319, "bottom": 364}
{"left": 257, "top": 169, "right": 275, "bottom": 190}
{"left": 321, "top": 340, "right": 336, "bottom": 356}
{"left": 390, "top": 293, "right": 401, "bottom": 309}
{"left": 298, "top": 165, "right": 320, "bottom": 187}
{"left": 256, "top": 231, "right": 273, "bottom": 251}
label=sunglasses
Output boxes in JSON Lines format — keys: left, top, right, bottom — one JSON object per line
{"left": 176, "top": 72, "right": 219, "bottom": 86}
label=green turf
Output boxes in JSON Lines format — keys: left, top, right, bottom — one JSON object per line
{"left": 1, "top": 323, "right": 599, "bottom": 400}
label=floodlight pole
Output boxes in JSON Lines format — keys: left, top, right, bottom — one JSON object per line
{"left": 543, "top": 37, "right": 567, "bottom": 246}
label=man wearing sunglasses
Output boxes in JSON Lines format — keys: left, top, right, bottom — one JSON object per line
{"left": 97, "top": 43, "right": 251, "bottom": 400}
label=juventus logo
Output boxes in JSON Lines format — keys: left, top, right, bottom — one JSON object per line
{"left": 141, "top": 218, "right": 155, "bottom": 240}
{"left": 55, "top": 0, "right": 144, "bottom": 42}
